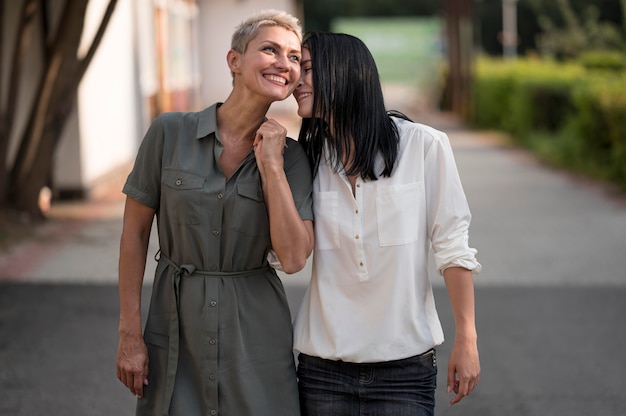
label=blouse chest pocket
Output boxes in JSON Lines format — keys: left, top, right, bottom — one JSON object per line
{"left": 231, "top": 181, "right": 269, "bottom": 237}
{"left": 376, "top": 182, "right": 423, "bottom": 246}
{"left": 162, "top": 169, "right": 205, "bottom": 225}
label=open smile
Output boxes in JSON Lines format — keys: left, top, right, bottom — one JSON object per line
{"left": 295, "top": 92, "right": 312, "bottom": 101}
{"left": 264, "top": 74, "right": 288, "bottom": 85}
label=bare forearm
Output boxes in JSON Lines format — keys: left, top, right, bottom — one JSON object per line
{"left": 262, "top": 166, "right": 313, "bottom": 273}
{"left": 118, "top": 197, "right": 154, "bottom": 336}
{"left": 443, "top": 266, "right": 477, "bottom": 340}
{"left": 118, "top": 234, "right": 149, "bottom": 336}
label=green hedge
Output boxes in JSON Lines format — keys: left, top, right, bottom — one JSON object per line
{"left": 471, "top": 57, "right": 626, "bottom": 188}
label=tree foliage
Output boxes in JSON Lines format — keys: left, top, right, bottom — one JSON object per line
{"left": 0, "top": 0, "right": 118, "bottom": 220}
{"left": 533, "top": 0, "right": 626, "bottom": 59}
{"left": 476, "top": 0, "right": 625, "bottom": 57}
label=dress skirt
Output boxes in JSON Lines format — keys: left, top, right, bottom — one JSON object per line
{"left": 136, "top": 256, "right": 300, "bottom": 416}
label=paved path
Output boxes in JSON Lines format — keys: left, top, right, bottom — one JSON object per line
{"left": 1, "top": 110, "right": 626, "bottom": 415}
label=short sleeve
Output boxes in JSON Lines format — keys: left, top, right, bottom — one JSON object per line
{"left": 283, "top": 138, "right": 314, "bottom": 221}
{"left": 122, "top": 115, "right": 166, "bottom": 209}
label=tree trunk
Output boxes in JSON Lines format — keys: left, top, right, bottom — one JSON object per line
{"left": 0, "top": 0, "right": 39, "bottom": 207}
{"left": 7, "top": 0, "right": 117, "bottom": 220}
{"left": 443, "top": 0, "right": 475, "bottom": 120}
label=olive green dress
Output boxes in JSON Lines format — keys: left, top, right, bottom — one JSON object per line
{"left": 123, "top": 104, "right": 313, "bottom": 416}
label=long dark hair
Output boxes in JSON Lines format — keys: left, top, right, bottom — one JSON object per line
{"left": 298, "top": 32, "right": 405, "bottom": 180}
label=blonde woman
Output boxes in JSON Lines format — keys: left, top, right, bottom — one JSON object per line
{"left": 116, "top": 10, "right": 313, "bottom": 415}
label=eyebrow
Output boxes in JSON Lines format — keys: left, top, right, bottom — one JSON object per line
{"left": 259, "top": 40, "right": 301, "bottom": 54}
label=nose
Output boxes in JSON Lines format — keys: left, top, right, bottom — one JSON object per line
{"left": 275, "top": 53, "right": 290, "bottom": 69}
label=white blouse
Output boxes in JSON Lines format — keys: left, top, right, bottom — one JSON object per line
{"left": 293, "top": 117, "right": 481, "bottom": 363}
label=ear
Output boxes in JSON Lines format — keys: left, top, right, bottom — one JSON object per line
{"left": 227, "top": 49, "right": 242, "bottom": 74}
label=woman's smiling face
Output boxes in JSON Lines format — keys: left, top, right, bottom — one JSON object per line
{"left": 293, "top": 47, "right": 313, "bottom": 118}
{"left": 234, "top": 26, "right": 302, "bottom": 102}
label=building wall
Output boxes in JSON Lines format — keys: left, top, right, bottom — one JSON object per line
{"left": 56, "top": 0, "right": 141, "bottom": 194}
{"left": 3, "top": 0, "right": 300, "bottom": 200}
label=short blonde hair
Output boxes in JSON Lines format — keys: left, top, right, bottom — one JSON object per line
{"left": 231, "top": 9, "right": 302, "bottom": 53}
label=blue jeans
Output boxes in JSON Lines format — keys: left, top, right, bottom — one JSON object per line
{"left": 297, "top": 349, "right": 437, "bottom": 416}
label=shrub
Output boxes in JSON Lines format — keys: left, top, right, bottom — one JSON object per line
{"left": 470, "top": 57, "right": 626, "bottom": 189}
{"left": 579, "top": 51, "right": 626, "bottom": 72}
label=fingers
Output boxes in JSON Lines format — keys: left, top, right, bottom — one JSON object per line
{"left": 116, "top": 337, "right": 149, "bottom": 398}
{"left": 254, "top": 120, "right": 286, "bottom": 170}
{"left": 447, "top": 374, "right": 480, "bottom": 405}
{"left": 132, "top": 370, "right": 146, "bottom": 398}
{"left": 256, "top": 119, "right": 287, "bottom": 146}
{"left": 447, "top": 361, "right": 480, "bottom": 405}
{"left": 117, "top": 366, "right": 148, "bottom": 398}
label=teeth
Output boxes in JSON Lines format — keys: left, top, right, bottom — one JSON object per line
{"left": 265, "top": 75, "right": 286, "bottom": 85}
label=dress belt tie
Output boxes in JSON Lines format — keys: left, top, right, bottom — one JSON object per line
{"left": 155, "top": 251, "right": 271, "bottom": 415}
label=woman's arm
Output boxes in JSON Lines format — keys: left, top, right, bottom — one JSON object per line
{"left": 443, "top": 266, "right": 480, "bottom": 406}
{"left": 116, "top": 196, "right": 155, "bottom": 397}
{"left": 254, "top": 119, "right": 314, "bottom": 274}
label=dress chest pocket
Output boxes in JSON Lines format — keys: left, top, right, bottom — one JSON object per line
{"left": 232, "top": 181, "right": 269, "bottom": 237}
{"left": 376, "top": 182, "right": 423, "bottom": 246}
{"left": 162, "top": 169, "right": 205, "bottom": 225}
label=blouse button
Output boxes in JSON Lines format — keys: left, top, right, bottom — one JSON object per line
{"left": 213, "top": 229, "right": 220, "bottom": 236}
{"left": 210, "top": 264, "right": 218, "bottom": 271}
{"left": 175, "top": 179, "right": 182, "bottom": 186}
{"left": 217, "top": 193, "right": 223, "bottom": 199}
{"left": 210, "top": 300, "right": 217, "bottom": 307}
{"left": 355, "top": 235, "right": 360, "bottom": 239}
{"left": 210, "top": 411, "right": 217, "bottom": 416}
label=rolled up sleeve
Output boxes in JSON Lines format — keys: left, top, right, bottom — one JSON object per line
{"left": 424, "top": 131, "right": 481, "bottom": 276}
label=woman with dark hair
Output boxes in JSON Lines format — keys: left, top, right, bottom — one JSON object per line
{"left": 292, "top": 32, "right": 482, "bottom": 415}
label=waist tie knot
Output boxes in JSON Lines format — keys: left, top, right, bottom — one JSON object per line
{"left": 154, "top": 251, "right": 271, "bottom": 415}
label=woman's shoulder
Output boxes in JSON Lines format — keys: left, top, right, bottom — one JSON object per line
{"left": 392, "top": 116, "right": 449, "bottom": 148}
{"left": 152, "top": 110, "right": 200, "bottom": 126}
{"left": 284, "top": 136, "right": 306, "bottom": 156}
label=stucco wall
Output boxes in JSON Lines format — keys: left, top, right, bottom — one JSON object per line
{"left": 56, "top": 0, "right": 140, "bottom": 193}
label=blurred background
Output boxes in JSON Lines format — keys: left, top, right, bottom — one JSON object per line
{"left": 1, "top": 1, "right": 626, "bottom": 415}
{"left": 1, "top": 0, "right": 625, "bottom": 220}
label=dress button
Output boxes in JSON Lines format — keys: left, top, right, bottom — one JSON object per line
{"left": 213, "top": 229, "right": 220, "bottom": 236}
{"left": 210, "top": 410, "right": 217, "bottom": 415}
{"left": 355, "top": 235, "right": 359, "bottom": 239}
{"left": 210, "top": 300, "right": 217, "bottom": 307}
{"left": 209, "top": 374, "right": 216, "bottom": 380}
{"left": 217, "top": 193, "right": 223, "bottom": 199}
{"left": 209, "top": 338, "right": 216, "bottom": 345}
{"left": 175, "top": 179, "right": 182, "bottom": 186}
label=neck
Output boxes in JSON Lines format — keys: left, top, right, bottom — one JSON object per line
{"left": 217, "top": 95, "right": 269, "bottom": 143}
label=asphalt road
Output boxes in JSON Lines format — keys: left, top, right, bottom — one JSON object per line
{"left": 1, "top": 283, "right": 624, "bottom": 416}
{"left": 1, "top": 117, "right": 626, "bottom": 415}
